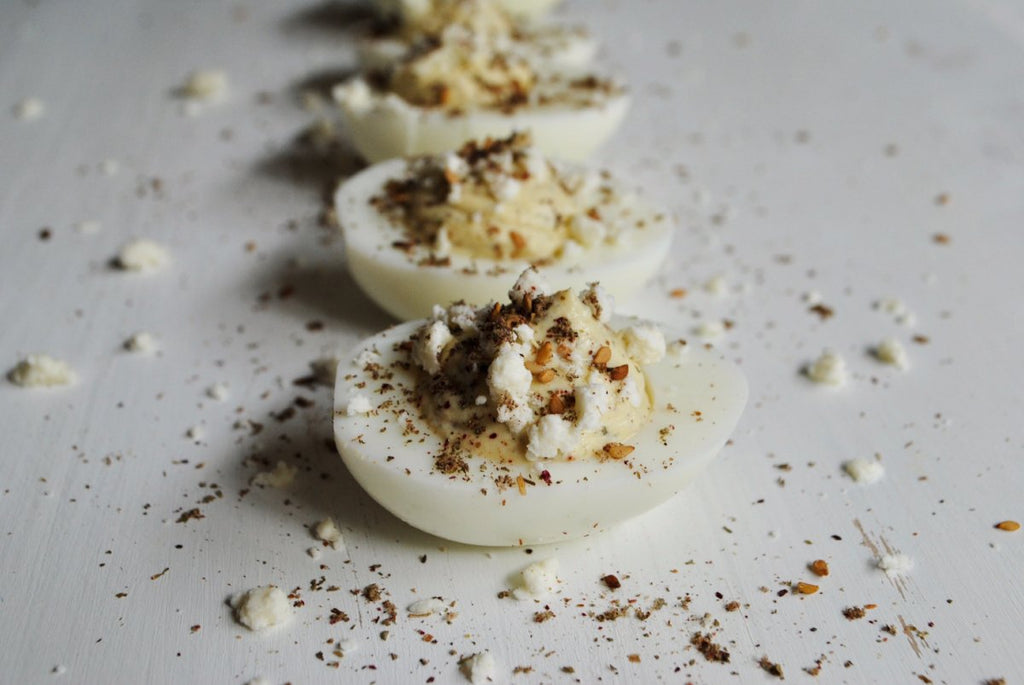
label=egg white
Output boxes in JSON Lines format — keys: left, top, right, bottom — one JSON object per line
{"left": 333, "top": 319, "right": 748, "bottom": 546}
{"left": 374, "top": 0, "right": 563, "bottom": 22}
{"left": 335, "top": 157, "right": 672, "bottom": 321}
{"left": 333, "top": 77, "right": 629, "bottom": 163}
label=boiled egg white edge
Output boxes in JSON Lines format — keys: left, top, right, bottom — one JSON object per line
{"left": 335, "top": 158, "right": 673, "bottom": 321}
{"left": 333, "top": 77, "right": 630, "bottom": 163}
{"left": 333, "top": 318, "right": 748, "bottom": 546}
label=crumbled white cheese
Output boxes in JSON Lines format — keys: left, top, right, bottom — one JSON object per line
{"left": 488, "top": 343, "right": 533, "bottom": 434}
{"left": 307, "top": 547, "right": 323, "bottom": 560}
{"left": 526, "top": 414, "right": 578, "bottom": 461}
{"left": 704, "top": 274, "right": 728, "bottom": 296}
{"left": 75, "top": 220, "right": 102, "bottom": 235}
{"left": 875, "top": 297, "right": 917, "bottom": 327}
{"left": 808, "top": 350, "right": 847, "bottom": 386}
{"left": 314, "top": 518, "right": 345, "bottom": 551}
{"left": 8, "top": 354, "right": 76, "bottom": 387}
{"left": 181, "top": 69, "right": 228, "bottom": 101}
{"left": 335, "top": 638, "right": 359, "bottom": 656}
{"left": 99, "top": 159, "right": 120, "bottom": 176}
{"left": 345, "top": 393, "right": 373, "bottom": 415}
{"left": 508, "top": 267, "right": 550, "bottom": 305}
{"left": 434, "top": 226, "right": 453, "bottom": 256}
{"left": 206, "top": 382, "right": 229, "bottom": 401}
{"left": 231, "top": 586, "right": 292, "bottom": 631}
{"left": 446, "top": 303, "right": 481, "bottom": 332}
{"left": 407, "top": 598, "right": 446, "bottom": 616}
{"left": 695, "top": 320, "right": 725, "bottom": 339}
{"left": 13, "top": 97, "right": 44, "bottom": 121}
{"left": 574, "top": 381, "right": 611, "bottom": 431}
{"left": 490, "top": 174, "right": 521, "bottom": 201}
{"left": 877, "top": 553, "right": 914, "bottom": 578}
{"left": 843, "top": 458, "right": 884, "bottom": 484}
{"left": 513, "top": 557, "right": 560, "bottom": 600}
{"left": 569, "top": 213, "right": 606, "bottom": 247}
{"left": 124, "top": 331, "right": 158, "bottom": 353}
{"left": 414, "top": 320, "right": 453, "bottom": 375}
{"left": 579, "top": 283, "right": 613, "bottom": 323}
{"left": 622, "top": 324, "right": 666, "bottom": 365}
{"left": 460, "top": 651, "right": 497, "bottom": 684}
{"left": 252, "top": 461, "right": 297, "bottom": 489}
{"left": 875, "top": 338, "right": 908, "bottom": 369}
{"left": 117, "top": 239, "right": 170, "bottom": 272}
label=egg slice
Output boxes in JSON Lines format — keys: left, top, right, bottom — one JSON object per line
{"left": 333, "top": 316, "right": 747, "bottom": 547}
{"left": 334, "top": 138, "right": 672, "bottom": 321}
{"left": 334, "top": 77, "right": 628, "bottom": 164}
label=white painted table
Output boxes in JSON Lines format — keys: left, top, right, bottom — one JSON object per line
{"left": 2, "top": 0, "right": 1022, "bottom": 683}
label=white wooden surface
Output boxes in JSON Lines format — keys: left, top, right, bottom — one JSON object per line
{"left": 2, "top": 0, "right": 1022, "bottom": 683}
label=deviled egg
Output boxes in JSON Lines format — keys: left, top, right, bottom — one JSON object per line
{"left": 333, "top": 8, "right": 627, "bottom": 163}
{"left": 375, "top": 0, "right": 562, "bottom": 24}
{"left": 335, "top": 132, "right": 673, "bottom": 320}
{"left": 333, "top": 270, "right": 748, "bottom": 546}
{"left": 359, "top": 0, "right": 596, "bottom": 74}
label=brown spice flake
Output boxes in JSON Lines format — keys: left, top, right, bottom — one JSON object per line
{"left": 690, "top": 632, "right": 730, "bottom": 663}
{"left": 795, "top": 582, "right": 819, "bottom": 594}
{"left": 932, "top": 232, "right": 950, "bottom": 244}
{"left": 809, "top": 559, "right": 829, "bottom": 577}
{"left": 362, "top": 584, "right": 381, "bottom": 602}
{"left": 669, "top": 288, "right": 687, "bottom": 299}
{"left": 190, "top": 625, "right": 201, "bottom": 633}
{"left": 176, "top": 508, "right": 204, "bottom": 524}
{"left": 627, "top": 654, "right": 641, "bottom": 663}
{"left": 533, "top": 610, "right": 555, "bottom": 623}
{"left": 994, "top": 520, "right": 1020, "bottom": 532}
{"left": 809, "top": 304, "right": 834, "bottom": 320}
{"left": 602, "top": 443, "right": 634, "bottom": 460}
{"left": 759, "top": 656, "right": 784, "bottom": 679}
{"left": 724, "top": 601, "right": 740, "bottom": 612}
{"left": 601, "top": 574, "right": 621, "bottom": 590}
{"left": 842, "top": 606, "right": 866, "bottom": 620}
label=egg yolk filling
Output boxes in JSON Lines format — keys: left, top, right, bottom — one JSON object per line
{"left": 407, "top": 269, "right": 667, "bottom": 472}
{"left": 372, "top": 132, "right": 629, "bottom": 262}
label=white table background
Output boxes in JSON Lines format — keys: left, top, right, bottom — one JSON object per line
{"left": 1, "top": 0, "right": 1022, "bottom": 683}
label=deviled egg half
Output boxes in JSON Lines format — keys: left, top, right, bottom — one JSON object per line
{"left": 359, "top": 0, "right": 596, "bottom": 75}
{"left": 333, "top": 5, "right": 626, "bottom": 163}
{"left": 335, "top": 132, "right": 673, "bottom": 320}
{"left": 334, "top": 270, "right": 748, "bottom": 546}
{"left": 375, "top": 0, "right": 563, "bottom": 24}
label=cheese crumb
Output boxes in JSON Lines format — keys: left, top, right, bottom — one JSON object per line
{"left": 75, "top": 220, "right": 102, "bottom": 235}
{"left": 206, "top": 382, "right": 229, "bottom": 401}
{"left": 413, "top": 320, "right": 454, "bottom": 375}
{"left": 843, "top": 458, "right": 884, "bottom": 484}
{"left": 117, "top": 239, "right": 170, "bottom": 272}
{"left": 877, "top": 553, "right": 914, "bottom": 577}
{"left": 808, "top": 350, "right": 847, "bottom": 386}
{"left": 513, "top": 557, "right": 560, "bottom": 600}
{"left": 509, "top": 267, "right": 551, "bottom": 305}
{"left": 407, "top": 598, "right": 446, "bottom": 616}
{"left": 181, "top": 69, "right": 228, "bottom": 101}
{"left": 124, "top": 331, "right": 158, "bottom": 353}
{"left": 252, "top": 461, "right": 297, "bottom": 489}
{"left": 874, "top": 338, "right": 908, "bottom": 369}
{"left": 345, "top": 393, "right": 373, "bottom": 415}
{"left": 307, "top": 547, "right": 323, "bottom": 560}
{"left": 231, "top": 586, "right": 292, "bottom": 631}
{"left": 13, "top": 97, "right": 44, "bottom": 121}
{"left": 695, "top": 320, "right": 725, "bottom": 339}
{"left": 526, "top": 414, "right": 578, "bottom": 462}
{"left": 460, "top": 651, "right": 497, "bottom": 684}
{"left": 704, "top": 274, "right": 728, "bottom": 296}
{"left": 8, "top": 354, "right": 76, "bottom": 387}
{"left": 314, "top": 518, "right": 345, "bottom": 551}
{"left": 622, "top": 324, "right": 666, "bottom": 364}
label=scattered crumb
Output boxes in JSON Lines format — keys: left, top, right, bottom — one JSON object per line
{"left": 8, "top": 354, "right": 77, "bottom": 387}
{"left": 794, "top": 581, "right": 819, "bottom": 594}
{"left": 13, "top": 97, "right": 44, "bottom": 121}
{"left": 695, "top": 320, "right": 725, "bottom": 339}
{"left": 703, "top": 274, "right": 728, "bottom": 296}
{"left": 252, "top": 461, "right": 297, "bottom": 489}
{"left": 994, "top": 520, "right": 1019, "bottom": 532}
{"left": 345, "top": 394, "right": 372, "bottom": 415}
{"left": 180, "top": 69, "right": 228, "bottom": 101}
{"left": 874, "top": 338, "right": 908, "bottom": 369}
{"left": 809, "top": 559, "right": 829, "bottom": 577}
{"left": 117, "top": 239, "right": 170, "bottom": 272}
{"left": 690, "top": 632, "right": 730, "bottom": 663}
{"left": 206, "top": 383, "right": 229, "bottom": 401}
{"left": 407, "top": 598, "right": 446, "bottom": 616}
{"left": 307, "top": 547, "right": 322, "bottom": 560}
{"left": 124, "top": 331, "right": 158, "bottom": 354}
{"left": 51, "top": 665, "right": 67, "bottom": 675}
{"left": 843, "top": 458, "right": 884, "bottom": 484}
{"left": 186, "top": 425, "right": 204, "bottom": 441}
{"left": 759, "top": 656, "right": 784, "bottom": 679}
{"left": 460, "top": 651, "right": 497, "bottom": 684}
{"left": 808, "top": 349, "right": 847, "bottom": 386}
{"left": 877, "top": 553, "right": 914, "bottom": 577}
{"left": 842, "top": 606, "right": 866, "bottom": 620}
{"left": 231, "top": 586, "right": 291, "bottom": 631}
{"left": 75, "top": 220, "right": 102, "bottom": 235}
{"left": 513, "top": 558, "right": 560, "bottom": 600}
{"left": 314, "top": 517, "right": 346, "bottom": 551}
